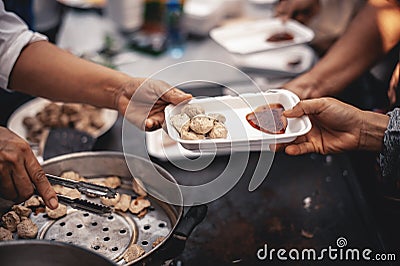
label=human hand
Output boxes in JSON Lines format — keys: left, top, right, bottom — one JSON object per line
{"left": 0, "top": 127, "right": 58, "bottom": 209}
{"left": 388, "top": 63, "right": 399, "bottom": 106}
{"left": 115, "top": 79, "right": 192, "bottom": 131}
{"left": 273, "top": 97, "right": 388, "bottom": 155}
{"left": 275, "top": 0, "right": 320, "bottom": 24}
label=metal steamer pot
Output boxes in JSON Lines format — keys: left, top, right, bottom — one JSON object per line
{"left": 12, "top": 151, "right": 206, "bottom": 265}
{"left": 0, "top": 240, "right": 115, "bottom": 266}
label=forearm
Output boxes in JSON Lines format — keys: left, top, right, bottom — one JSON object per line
{"left": 306, "top": 0, "right": 400, "bottom": 95}
{"left": 359, "top": 111, "right": 389, "bottom": 151}
{"left": 8, "top": 41, "right": 134, "bottom": 110}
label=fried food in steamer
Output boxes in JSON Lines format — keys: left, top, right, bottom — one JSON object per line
{"left": 12, "top": 205, "right": 32, "bottom": 218}
{"left": 189, "top": 115, "right": 215, "bottom": 134}
{"left": 129, "top": 197, "right": 151, "bottom": 214}
{"left": 101, "top": 193, "right": 121, "bottom": 207}
{"left": 46, "top": 204, "right": 67, "bottom": 219}
{"left": 2, "top": 211, "right": 20, "bottom": 232}
{"left": 0, "top": 227, "right": 13, "bottom": 241}
{"left": 123, "top": 244, "right": 145, "bottom": 262}
{"left": 115, "top": 194, "right": 131, "bottom": 212}
{"left": 17, "top": 218, "right": 38, "bottom": 239}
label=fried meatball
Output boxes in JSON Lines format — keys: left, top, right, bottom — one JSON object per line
{"left": 12, "top": 205, "right": 32, "bottom": 218}
{"left": 52, "top": 185, "right": 81, "bottom": 199}
{"left": 180, "top": 130, "right": 205, "bottom": 140}
{"left": 46, "top": 204, "right": 67, "bottom": 219}
{"left": 129, "top": 197, "right": 151, "bottom": 214}
{"left": 209, "top": 122, "right": 228, "bottom": 139}
{"left": 22, "top": 116, "right": 39, "bottom": 130}
{"left": 17, "top": 218, "right": 38, "bottom": 239}
{"left": 123, "top": 244, "right": 145, "bottom": 263}
{"left": 189, "top": 115, "right": 215, "bottom": 134}
{"left": 152, "top": 236, "right": 165, "bottom": 248}
{"left": 61, "top": 171, "right": 81, "bottom": 181}
{"left": 180, "top": 121, "right": 190, "bottom": 134}
{"left": 115, "top": 194, "right": 131, "bottom": 212}
{"left": 207, "top": 113, "right": 226, "bottom": 123}
{"left": 59, "top": 114, "right": 70, "bottom": 127}
{"left": 100, "top": 193, "right": 121, "bottom": 207}
{"left": 170, "top": 113, "right": 190, "bottom": 132}
{"left": 90, "top": 114, "right": 105, "bottom": 129}
{"left": 104, "top": 176, "right": 121, "bottom": 189}
{"left": 182, "top": 104, "right": 205, "bottom": 118}
{"left": 87, "top": 178, "right": 106, "bottom": 187}
{"left": 65, "top": 189, "right": 81, "bottom": 199}
{"left": 74, "top": 117, "right": 91, "bottom": 133}
{"left": 62, "top": 103, "right": 82, "bottom": 115}
{"left": 24, "top": 196, "right": 41, "bottom": 207}
{"left": 137, "top": 209, "right": 147, "bottom": 219}
{"left": 132, "top": 178, "right": 147, "bottom": 197}
{"left": 0, "top": 227, "right": 13, "bottom": 241}
{"left": 2, "top": 211, "right": 20, "bottom": 232}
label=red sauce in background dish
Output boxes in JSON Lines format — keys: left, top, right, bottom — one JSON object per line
{"left": 246, "top": 103, "right": 287, "bottom": 134}
{"left": 266, "top": 32, "right": 294, "bottom": 42}
{"left": 287, "top": 58, "right": 302, "bottom": 68}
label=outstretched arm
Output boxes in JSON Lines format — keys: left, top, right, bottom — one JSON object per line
{"left": 9, "top": 41, "right": 129, "bottom": 111}
{"left": 9, "top": 41, "right": 191, "bottom": 130}
{"left": 273, "top": 97, "right": 389, "bottom": 155}
{"left": 1, "top": 2, "right": 192, "bottom": 210}
{"left": 283, "top": 0, "right": 400, "bottom": 99}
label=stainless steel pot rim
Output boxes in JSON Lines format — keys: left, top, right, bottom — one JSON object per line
{"left": 41, "top": 150, "right": 184, "bottom": 206}
{"left": 40, "top": 151, "right": 184, "bottom": 264}
{"left": 0, "top": 239, "right": 115, "bottom": 263}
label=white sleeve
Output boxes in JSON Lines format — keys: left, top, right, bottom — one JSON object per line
{"left": 0, "top": 1, "right": 48, "bottom": 90}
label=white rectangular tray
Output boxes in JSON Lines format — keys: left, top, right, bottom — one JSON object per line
{"left": 232, "top": 45, "right": 316, "bottom": 77}
{"left": 165, "top": 89, "right": 311, "bottom": 152}
{"left": 210, "top": 18, "right": 314, "bottom": 54}
{"left": 146, "top": 130, "right": 211, "bottom": 161}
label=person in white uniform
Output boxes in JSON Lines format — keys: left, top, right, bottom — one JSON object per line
{"left": 0, "top": 1, "right": 191, "bottom": 210}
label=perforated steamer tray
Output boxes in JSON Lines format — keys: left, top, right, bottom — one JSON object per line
{"left": 30, "top": 152, "right": 183, "bottom": 265}
{"left": 165, "top": 89, "right": 311, "bottom": 152}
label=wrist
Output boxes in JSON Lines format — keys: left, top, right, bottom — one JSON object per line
{"left": 100, "top": 73, "right": 134, "bottom": 110}
{"left": 359, "top": 111, "right": 389, "bottom": 151}
{"left": 112, "top": 78, "right": 147, "bottom": 115}
{"left": 306, "top": 69, "right": 338, "bottom": 97}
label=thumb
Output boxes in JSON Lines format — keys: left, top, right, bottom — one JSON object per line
{"left": 162, "top": 88, "right": 192, "bottom": 105}
{"left": 283, "top": 101, "right": 307, "bottom": 118}
{"left": 284, "top": 99, "right": 327, "bottom": 118}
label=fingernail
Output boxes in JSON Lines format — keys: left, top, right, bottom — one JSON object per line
{"left": 49, "top": 197, "right": 58, "bottom": 209}
{"left": 146, "top": 118, "right": 154, "bottom": 127}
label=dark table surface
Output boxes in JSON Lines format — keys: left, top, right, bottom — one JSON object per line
{"left": 92, "top": 115, "right": 396, "bottom": 266}
{"left": 2, "top": 88, "right": 399, "bottom": 266}
{"left": 1, "top": 3, "right": 399, "bottom": 264}
{"left": 155, "top": 153, "right": 388, "bottom": 266}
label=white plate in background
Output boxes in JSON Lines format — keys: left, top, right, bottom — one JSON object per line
{"left": 232, "top": 45, "right": 316, "bottom": 77}
{"left": 57, "top": 0, "right": 106, "bottom": 9}
{"left": 248, "top": 0, "right": 278, "bottom": 5}
{"left": 7, "top": 97, "right": 118, "bottom": 142}
{"left": 210, "top": 18, "right": 314, "bottom": 54}
{"left": 165, "top": 89, "right": 311, "bottom": 152}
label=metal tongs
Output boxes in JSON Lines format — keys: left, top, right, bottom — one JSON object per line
{"left": 46, "top": 173, "right": 117, "bottom": 215}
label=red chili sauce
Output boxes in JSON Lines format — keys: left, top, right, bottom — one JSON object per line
{"left": 246, "top": 103, "right": 287, "bottom": 134}
{"left": 266, "top": 32, "right": 294, "bottom": 42}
